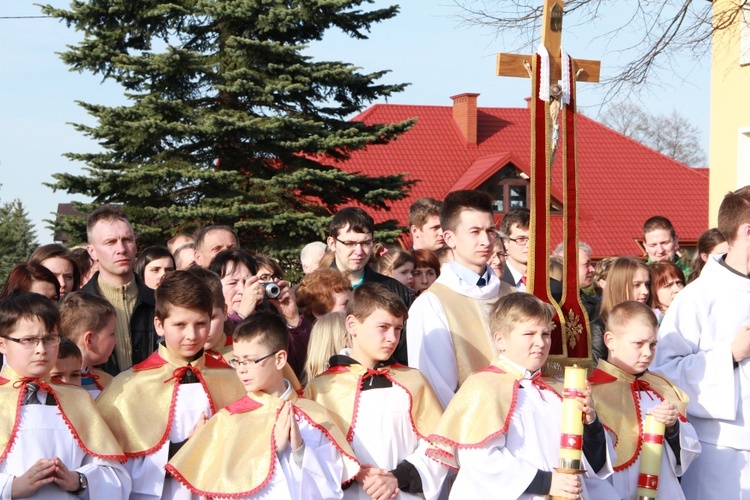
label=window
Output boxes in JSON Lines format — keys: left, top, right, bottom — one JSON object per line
{"left": 478, "top": 164, "right": 561, "bottom": 214}
{"left": 742, "top": 6, "right": 750, "bottom": 66}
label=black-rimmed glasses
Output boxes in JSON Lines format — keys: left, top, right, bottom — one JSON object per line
{"left": 229, "top": 351, "right": 280, "bottom": 370}
{"left": 2, "top": 335, "right": 62, "bottom": 349}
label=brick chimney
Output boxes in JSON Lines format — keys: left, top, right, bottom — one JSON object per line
{"left": 451, "top": 93, "right": 479, "bottom": 146}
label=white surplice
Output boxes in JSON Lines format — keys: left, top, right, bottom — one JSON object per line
{"left": 652, "top": 254, "right": 750, "bottom": 498}
{"left": 127, "top": 383, "right": 211, "bottom": 499}
{"left": 449, "top": 373, "right": 618, "bottom": 500}
{"left": 406, "top": 264, "right": 502, "bottom": 408}
{"left": 345, "top": 384, "right": 447, "bottom": 500}
{"left": 0, "top": 405, "right": 130, "bottom": 499}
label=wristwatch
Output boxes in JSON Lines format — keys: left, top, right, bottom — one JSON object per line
{"left": 71, "top": 472, "right": 88, "bottom": 496}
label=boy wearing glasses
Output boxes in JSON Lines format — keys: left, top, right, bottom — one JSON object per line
{"left": 306, "top": 283, "right": 447, "bottom": 499}
{"left": 407, "top": 190, "right": 515, "bottom": 407}
{"left": 0, "top": 293, "right": 130, "bottom": 498}
{"left": 166, "top": 311, "right": 358, "bottom": 498}
{"left": 327, "top": 207, "right": 414, "bottom": 364}
{"left": 96, "top": 271, "right": 244, "bottom": 499}
{"left": 500, "top": 208, "right": 563, "bottom": 302}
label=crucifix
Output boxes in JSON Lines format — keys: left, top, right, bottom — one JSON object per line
{"left": 496, "top": 0, "right": 601, "bottom": 374}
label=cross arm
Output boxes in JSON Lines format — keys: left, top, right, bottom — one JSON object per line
{"left": 496, "top": 52, "right": 601, "bottom": 83}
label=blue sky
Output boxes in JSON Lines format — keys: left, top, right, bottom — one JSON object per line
{"left": 0, "top": 1, "right": 711, "bottom": 242}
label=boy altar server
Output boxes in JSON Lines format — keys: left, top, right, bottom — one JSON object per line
{"left": 59, "top": 292, "right": 117, "bottom": 397}
{"left": 166, "top": 311, "right": 359, "bottom": 498}
{"left": 0, "top": 293, "right": 131, "bottom": 498}
{"left": 428, "top": 293, "right": 617, "bottom": 499}
{"left": 407, "top": 190, "right": 514, "bottom": 407}
{"left": 591, "top": 301, "right": 700, "bottom": 499}
{"left": 97, "top": 271, "right": 244, "bottom": 499}
{"left": 306, "top": 283, "right": 448, "bottom": 499}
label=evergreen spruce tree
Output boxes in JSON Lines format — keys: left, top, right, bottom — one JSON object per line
{"left": 42, "top": 0, "right": 415, "bottom": 263}
{"left": 0, "top": 198, "right": 38, "bottom": 285}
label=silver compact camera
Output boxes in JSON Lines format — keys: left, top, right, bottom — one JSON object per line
{"left": 260, "top": 282, "right": 281, "bottom": 299}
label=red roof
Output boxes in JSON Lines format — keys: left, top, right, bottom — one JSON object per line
{"left": 328, "top": 99, "right": 708, "bottom": 259}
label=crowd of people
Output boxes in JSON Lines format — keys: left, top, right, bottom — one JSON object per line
{"left": 0, "top": 185, "right": 747, "bottom": 499}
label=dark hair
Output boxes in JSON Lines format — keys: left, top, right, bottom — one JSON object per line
{"left": 411, "top": 249, "right": 441, "bottom": 275}
{"left": 648, "top": 261, "right": 684, "bottom": 311}
{"left": 642, "top": 215, "right": 676, "bottom": 239}
{"left": 29, "top": 244, "right": 81, "bottom": 293}
{"left": 193, "top": 225, "right": 239, "bottom": 253}
{"left": 69, "top": 247, "right": 93, "bottom": 281}
{"left": 409, "top": 198, "right": 443, "bottom": 229}
{"left": 59, "top": 291, "right": 116, "bottom": 342}
{"left": 296, "top": 268, "right": 351, "bottom": 319}
{"left": 209, "top": 248, "right": 258, "bottom": 278}
{"left": 440, "top": 190, "right": 493, "bottom": 233}
{"left": 0, "top": 292, "right": 60, "bottom": 337}
{"left": 155, "top": 270, "right": 213, "bottom": 319}
{"left": 185, "top": 266, "right": 226, "bottom": 310}
{"left": 328, "top": 207, "right": 374, "bottom": 238}
{"left": 0, "top": 263, "right": 61, "bottom": 301}
{"left": 500, "top": 207, "right": 530, "bottom": 236}
{"left": 57, "top": 337, "right": 82, "bottom": 361}
{"left": 347, "top": 282, "right": 408, "bottom": 321}
{"left": 689, "top": 228, "right": 727, "bottom": 283}
{"left": 86, "top": 204, "right": 130, "bottom": 242}
{"left": 134, "top": 246, "right": 175, "bottom": 282}
{"left": 232, "top": 310, "right": 289, "bottom": 352}
{"left": 718, "top": 186, "right": 750, "bottom": 244}
{"left": 254, "top": 254, "right": 285, "bottom": 280}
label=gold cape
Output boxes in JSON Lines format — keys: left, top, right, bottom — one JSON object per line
{"left": 589, "top": 360, "right": 689, "bottom": 470}
{"left": 304, "top": 363, "right": 443, "bottom": 442}
{"left": 96, "top": 344, "right": 245, "bottom": 457}
{"left": 82, "top": 367, "right": 113, "bottom": 391}
{"left": 0, "top": 365, "right": 126, "bottom": 463}
{"left": 165, "top": 390, "right": 359, "bottom": 497}
{"left": 426, "top": 357, "right": 563, "bottom": 468}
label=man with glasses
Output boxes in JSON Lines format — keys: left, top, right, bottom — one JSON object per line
{"left": 500, "top": 208, "right": 563, "bottom": 303}
{"left": 327, "top": 207, "right": 414, "bottom": 363}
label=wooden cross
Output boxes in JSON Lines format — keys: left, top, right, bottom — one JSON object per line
{"left": 496, "top": 0, "right": 601, "bottom": 84}
{"left": 494, "top": 0, "right": 602, "bottom": 373}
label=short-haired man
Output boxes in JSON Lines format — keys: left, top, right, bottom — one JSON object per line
{"left": 642, "top": 215, "right": 690, "bottom": 279}
{"left": 193, "top": 225, "right": 239, "bottom": 268}
{"left": 82, "top": 204, "right": 156, "bottom": 375}
{"left": 166, "top": 233, "right": 194, "bottom": 254}
{"left": 299, "top": 241, "right": 326, "bottom": 274}
{"left": 407, "top": 190, "right": 515, "bottom": 407}
{"left": 500, "top": 207, "right": 563, "bottom": 303}
{"left": 409, "top": 197, "right": 444, "bottom": 251}
{"left": 326, "top": 207, "right": 413, "bottom": 362}
{"left": 173, "top": 242, "right": 196, "bottom": 270}
{"left": 652, "top": 186, "right": 750, "bottom": 499}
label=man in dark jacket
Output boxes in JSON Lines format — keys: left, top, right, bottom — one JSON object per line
{"left": 327, "top": 207, "right": 413, "bottom": 363}
{"left": 82, "top": 205, "right": 157, "bottom": 375}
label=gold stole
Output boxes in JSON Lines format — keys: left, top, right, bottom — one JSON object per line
{"left": 427, "top": 357, "right": 562, "bottom": 468}
{"left": 305, "top": 363, "right": 443, "bottom": 442}
{"left": 96, "top": 345, "right": 245, "bottom": 456}
{"left": 0, "top": 366, "right": 126, "bottom": 462}
{"left": 429, "top": 282, "right": 513, "bottom": 385}
{"left": 590, "top": 360, "right": 689, "bottom": 470}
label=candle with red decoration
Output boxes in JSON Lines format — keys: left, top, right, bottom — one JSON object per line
{"left": 637, "top": 413, "right": 665, "bottom": 499}
{"left": 559, "top": 364, "right": 586, "bottom": 469}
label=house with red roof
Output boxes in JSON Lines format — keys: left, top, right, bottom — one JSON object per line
{"left": 330, "top": 93, "right": 708, "bottom": 259}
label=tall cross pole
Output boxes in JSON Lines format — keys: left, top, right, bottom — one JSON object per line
{"left": 496, "top": 0, "right": 601, "bottom": 373}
